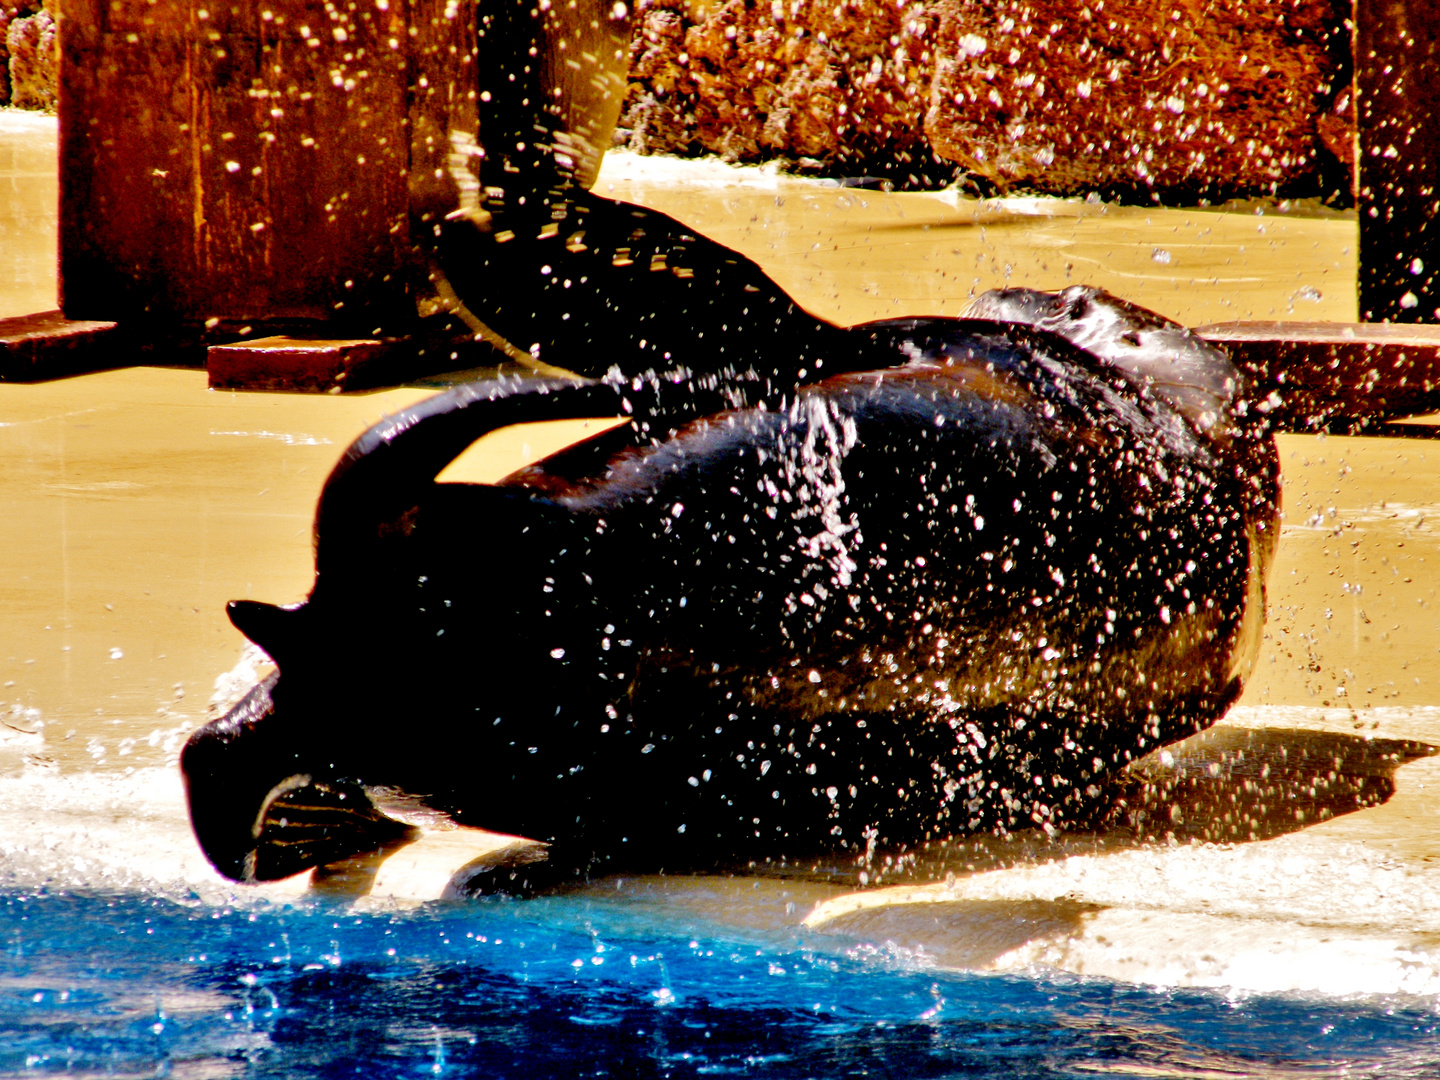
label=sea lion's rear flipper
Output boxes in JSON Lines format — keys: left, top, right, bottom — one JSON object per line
{"left": 322, "top": 377, "right": 615, "bottom": 504}
{"left": 315, "top": 376, "right": 615, "bottom": 547}
{"left": 248, "top": 778, "right": 417, "bottom": 883}
{"left": 308, "top": 376, "right": 612, "bottom": 596}
{"left": 185, "top": 378, "right": 625, "bottom": 883}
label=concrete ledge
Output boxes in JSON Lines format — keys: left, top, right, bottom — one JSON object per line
{"left": 0, "top": 310, "right": 123, "bottom": 381}
{"left": 1196, "top": 321, "right": 1440, "bottom": 429}
{"left": 11, "top": 311, "right": 1440, "bottom": 430}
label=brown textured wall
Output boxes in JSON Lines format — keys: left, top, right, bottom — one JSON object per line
{"left": 624, "top": 0, "right": 937, "bottom": 170}
{"left": 8, "top": 0, "right": 1353, "bottom": 199}
{"left": 3, "top": 3, "right": 58, "bottom": 110}
{"left": 619, "top": 0, "right": 1354, "bottom": 199}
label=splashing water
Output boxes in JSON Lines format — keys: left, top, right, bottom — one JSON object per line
{"left": 780, "top": 392, "right": 863, "bottom": 589}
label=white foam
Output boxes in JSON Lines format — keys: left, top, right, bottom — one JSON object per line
{"left": 597, "top": 149, "right": 825, "bottom": 193}
{"left": 810, "top": 820, "right": 1440, "bottom": 996}
{"left": 805, "top": 703, "right": 1440, "bottom": 995}
{"left": 7, "top": 696, "right": 1440, "bottom": 996}
{"left": 209, "top": 642, "right": 275, "bottom": 718}
{"left": 0, "top": 763, "right": 266, "bottom": 900}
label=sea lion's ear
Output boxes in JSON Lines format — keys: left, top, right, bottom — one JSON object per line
{"left": 227, "top": 600, "right": 304, "bottom": 670}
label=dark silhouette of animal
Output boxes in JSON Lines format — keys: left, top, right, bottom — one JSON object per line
{"left": 182, "top": 287, "right": 1278, "bottom": 890}
{"left": 180, "top": 2, "right": 1278, "bottom": 892}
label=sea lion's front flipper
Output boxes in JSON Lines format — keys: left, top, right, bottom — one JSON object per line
{"left": 440, "top": 840, "right": 603, "bottom": 899}
{"left": 431, "top": 0, "right": 867, "bottom": 396}
{"left": 472, "top": 0, "right": 629, "bottom": 194}
{"left": 435, "top": 196, "right": 869, "bottom": 397}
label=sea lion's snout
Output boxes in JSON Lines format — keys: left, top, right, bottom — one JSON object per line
{"left": 181, "top": 673, "right": 294, "bottom": 881}
{"left": 181, "top": 673, "right": 414, "bottom": 883}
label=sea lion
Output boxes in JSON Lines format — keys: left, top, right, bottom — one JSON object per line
{"left": 181, "top": 289, "right": 1279, "bottom": 889}
{"left": 183, "top": 3, "right": 1280, "bottom": 889}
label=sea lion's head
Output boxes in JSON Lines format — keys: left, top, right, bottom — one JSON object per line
{"left": 181, "top": 379, "right": 619, "bottom": 883}
{"left": 967, "top": 285, "right": 1251, "bottom": 442}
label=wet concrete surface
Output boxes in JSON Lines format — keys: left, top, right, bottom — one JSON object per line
{"left": 7, "top": 113, "right": 1440, "bottom": 993}
{"left": 0, "top": 110, "right": 58, "bottom": 320}
{"left": 596, "top": 154, "right": 1358, "bottom": 328}
{"left": 0, "top": 366, "right": 621, "bottom": 773}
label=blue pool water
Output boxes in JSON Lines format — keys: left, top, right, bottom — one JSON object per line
{"left": 4, "top": 885, "right": 1439, "bottom": 1078}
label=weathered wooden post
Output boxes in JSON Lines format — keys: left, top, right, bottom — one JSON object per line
{"left": 15, "top": 0, "right": 628, "bottom": 388}
{"left": 1356, "top": 0, "right": 1440, "bottom": 324}
{"left": 44, "top": 0, "right": 480, "bottom": 384}
{"left": 1184, "top": 0, "right": 1440, "bottom": 427}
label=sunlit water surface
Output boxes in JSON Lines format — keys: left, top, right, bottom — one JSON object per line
{"left": 5, "top": 115, "right": 1440, "bottom": 1075}
{"left": 7, "top": 885, "right": 1440, "bottom": 1078}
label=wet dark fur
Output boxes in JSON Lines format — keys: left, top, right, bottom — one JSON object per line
{"left": 182, "top": 302, "right": 1278, "bottom": 888}
{"left": 180, "top": 5, "right": 1277, "bottom": 890}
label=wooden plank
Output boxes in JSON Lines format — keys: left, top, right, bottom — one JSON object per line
{"left": 1356, "top": 0, "right": 1440, "bottom": 323}
{"left": 206, "top": 318, "right": 510, "bottom": 391}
